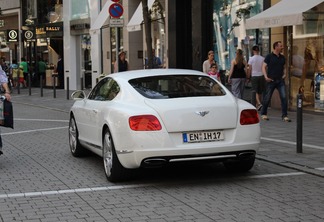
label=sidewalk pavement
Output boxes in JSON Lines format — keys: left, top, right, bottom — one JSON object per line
{"left": 10, "top": 87, "right": 324, "bottom": 177}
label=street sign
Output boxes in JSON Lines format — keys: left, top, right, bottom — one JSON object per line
{"left": 23, "top": 30, "right": 35, "bottom": 42}
{"left": 110, "top": 18, "right": 124, "bottom": 27}
{"left": 7, "top": 29, "right": 18, "bottom": 42}
{"left": 111, "top": 0, "right": 120, "bottom": 2}
{"left": 109, "top": 3, "right": 124, "bottom": 18}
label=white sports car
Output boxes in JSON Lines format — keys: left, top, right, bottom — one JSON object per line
{"left": 69, "top": 69, "right": 260, "bottom": 182}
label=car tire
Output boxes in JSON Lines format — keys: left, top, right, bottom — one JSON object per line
{"left": 69, "top": 115, "right": 87, "bottom": 157}
{"left": 102, "top": 128, "right": 130, "bottom": 182}
{"left": 223, "top": 157, "right": 255, "bottom": 173}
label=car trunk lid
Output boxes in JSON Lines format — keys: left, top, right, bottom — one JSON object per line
{"left": 144, "top": 96, "right": 238, "bottom": 132}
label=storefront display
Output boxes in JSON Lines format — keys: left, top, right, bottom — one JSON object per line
{"left": 291, "top": 37, "right": 323, "bottom": 111}
{"left": 314, "top": 72, "right": 324, "bottom": 109}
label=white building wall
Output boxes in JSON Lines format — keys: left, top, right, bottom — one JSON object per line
{"left": 63, "top": 0, "right": 78, "bottom": 90}
{"left": 0, "top": 0, "right": 19, "bottom": 9}
{"left": 89, "top": 0, "right": 101, "bottom": 86}
{"left": 124, "top": 0, "right": 144, "bottom": 70}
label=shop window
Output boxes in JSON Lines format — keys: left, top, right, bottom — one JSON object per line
{"left": 27, "top": 0, "right": 37, "bottom": 19}
{"left": 293, "top": 4, "right": 324, "bottom": 38}
{"left": 290, "top": 37, "right": 324, "bottom": 110}
{"left": 71, "top": 0, "right": 90, "bottom": 20}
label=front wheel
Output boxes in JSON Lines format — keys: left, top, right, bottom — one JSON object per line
{"left": 102, "top": 128, "right": 130, "bottom": 182}
{"left": 69, "top": 115, "right": 87, "bottom": 157}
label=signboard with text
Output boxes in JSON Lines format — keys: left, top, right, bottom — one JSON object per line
{"left": 110, "top": 18, "right": 124, "bottom": 27}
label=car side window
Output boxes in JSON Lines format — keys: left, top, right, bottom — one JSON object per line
{"left": 88, "top": 78, "right": 120, "bottom": 101}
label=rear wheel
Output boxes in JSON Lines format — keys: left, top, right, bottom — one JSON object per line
{"left": 102, "top": 128, "right": 130, "bottom": 182}
{"left": 69, "top": 116, "right": 87, "bottom": 157}
{"left": 223, "top": 157, "right": 255, "bottom": 173}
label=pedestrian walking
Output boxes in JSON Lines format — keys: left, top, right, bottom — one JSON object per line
{"left": 20, "top": 58, "right": 28, "bottom": 88}
{"left": 248, "top": 45, "right": 265, "bottom": 110}
{"left": 56, "top": 55, "right": 64, "bottom": 89}
{"left": 114, "top": 51, "right": 129, "bottom": 72}
{"left": 203, "top": 50, "right": 218, "bottom": 74}
{"left": 144, "top": 49, "right": 162, "bottom": 69}
{"left": 10, "top": 59, "right": 19, "bottom": 88}
{"left": 37, "top": 57, "right": 47, "bottom": 87}
{"left": 0, "top": 64, "right": 11, "bottom": 155}
{"left": 260, "top": 41, "right": 291, "bottom": 122}
{"left": 0, "top": 58, "right": 11, "bottom": 89}
{"left": 228, "top": 49, "right": 248, "bottom": 99}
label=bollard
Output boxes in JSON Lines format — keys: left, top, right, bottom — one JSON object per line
{"left": 40, "top": 76, "right": 43, "bottom": 97}
{"left": 251, "top": 90, "right": 256, "bottom": 107}
{"left": 66, "top": 77, "right": 70, "bottom": 100}
{"left": 17, "top": 80, "right": 20, "bottom": 94}
{"left": 81, "top": 77, "right": 84, "bottom": 90}
{"left": 53, "top": 74, "right": 57, "bottom": 98}
{"left": 28, "top": 73, "right": 31, "bottom": 96}
{"left": 296, "top": 94, "right": 303, "bottom": 153}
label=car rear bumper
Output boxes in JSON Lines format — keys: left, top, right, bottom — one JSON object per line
{"left": 117, "top": 142, "right": 259, "bottom": 169}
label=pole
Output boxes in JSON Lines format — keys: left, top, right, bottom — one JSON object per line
{"left": 116, "top": 27, "right": 119, "bottom": 72}
{"left": 17, "top": 78, "right": 20, "bottom": 94}
{"left": 40, "top": 75, "right": 43, "bottom": 97}
{"left": 296, "top": 94, "right": 303, "bottom": 153}
{"left": 28, "top": 42, "right": 32, "bottom": 96}
{"left": 53, "top": 74, "right": 56, "bottom": 98}
{"left": 251, "top": 90, "right": 256, "bottom": 107}
{"left": 66, "top": 76, "right": 69, "bottom": 100}
{"left": 81, "top": 77, "right": 84, "bottom": 90}
{"left": 28, "top": 73, "right": 31, "bottom": 96}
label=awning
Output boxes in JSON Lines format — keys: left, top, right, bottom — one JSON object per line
{"left": 245, "top": 0, "right": 324, "bottom": 29}
{"left": 90, "top": 1, "right": 113, "bottom": 32}
{"left": 127, "top": 0, "right": 155, "bottom": 32}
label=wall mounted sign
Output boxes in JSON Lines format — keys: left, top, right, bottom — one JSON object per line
{"left": 7, "top": 29, "right": 18, "bottom": 42}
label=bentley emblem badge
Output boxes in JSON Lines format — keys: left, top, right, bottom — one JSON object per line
{"left": 195, "top": 111, "right": 209, "bottom": 117}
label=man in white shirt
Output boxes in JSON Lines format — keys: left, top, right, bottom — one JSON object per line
{"left": 248, "top": 45, "right": 265, "bottom": 110}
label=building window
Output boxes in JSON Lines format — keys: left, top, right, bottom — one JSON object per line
{"left": 71, "top": 0, "right": 90, "bottom": 20}
{"left": 27, "top": 0, "right": 37, "bottom": 19}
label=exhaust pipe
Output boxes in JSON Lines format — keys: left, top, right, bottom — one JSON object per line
{"left": 238, "top": 151, "right": 255, "bottom": 159}
{"left": 143, "top": 158, "right": 168, "bottom": 166}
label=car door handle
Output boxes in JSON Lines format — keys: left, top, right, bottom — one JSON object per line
{"left": 92, "top": 109, "right": 98, "bottom": 114}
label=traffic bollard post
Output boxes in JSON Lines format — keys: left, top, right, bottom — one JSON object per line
{"left": 296, "top": 94, "right": 303, "bottom": 153}
{"left": 66, "top": 77, "right": 70, "bottom": 100}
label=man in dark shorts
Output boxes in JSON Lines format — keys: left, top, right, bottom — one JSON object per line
{"left": 248, "top": 45, "right": 265, "bottom": 110}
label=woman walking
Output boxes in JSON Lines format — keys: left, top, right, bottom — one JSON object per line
{"left": 228, "top": 49, "right": 248, "bottom": 99}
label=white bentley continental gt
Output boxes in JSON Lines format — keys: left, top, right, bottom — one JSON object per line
{"left": 69, "top": 69, "right": 260, "bottom": 182}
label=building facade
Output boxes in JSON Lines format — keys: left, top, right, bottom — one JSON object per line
{"left": 246, "top": 0, "right": 324, "bottom": 112}
{"left": 0, "top": 0, "right": 323, "bottom": 112}
{"left": 0, "top": 0, "right": 21, "bottom": 64}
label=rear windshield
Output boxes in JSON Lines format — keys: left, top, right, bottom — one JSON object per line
{"left": 129, "top": 75, "right": 226, "bottom": 99}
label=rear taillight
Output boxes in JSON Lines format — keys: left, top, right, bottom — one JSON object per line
{"left": 129, "top": 115, "right": 162, "bottom": 131}
{"left": 240, "top": 109, "right": 259, "bottom": 125}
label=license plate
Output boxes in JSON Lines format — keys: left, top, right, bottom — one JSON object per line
{"left": 182, "top": 130, "right": 224, "bottom": 143}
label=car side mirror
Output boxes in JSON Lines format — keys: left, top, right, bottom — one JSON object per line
{"left": 71, "top": 90, "right": 86, "bottom": 100}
